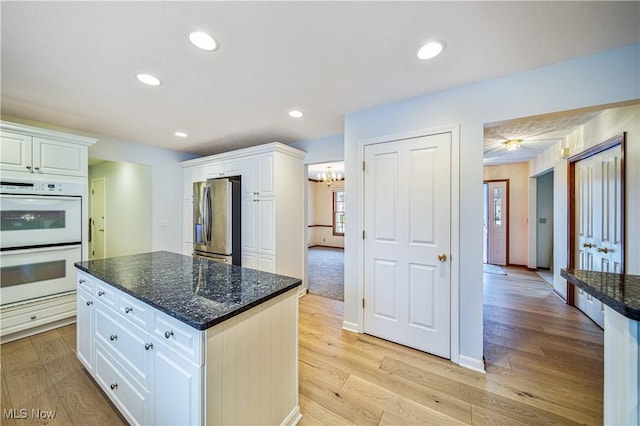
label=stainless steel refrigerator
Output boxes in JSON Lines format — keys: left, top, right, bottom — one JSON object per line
{"left": 193, "top": 177, "right": 241, "bottom": 264}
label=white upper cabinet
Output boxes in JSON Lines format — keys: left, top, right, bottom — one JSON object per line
{"left": 241, "top": 153, "right": 275, "bottom": 198}
{"left": 202, "top": 158, "right": 241, "bottom": 180}
{"left": 0, "top": 122, "right": 96, "bottom": 178}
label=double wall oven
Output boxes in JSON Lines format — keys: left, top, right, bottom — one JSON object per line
{"left": 0, "top": 180, "right": 83, "bottom": 305}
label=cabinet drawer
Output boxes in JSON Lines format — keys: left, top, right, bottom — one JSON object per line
{"left": 117, "top": 292, "right": 150, "bottom": 329}
{"left": 1, "top": 298, "right": 76, "bottom": 331}
{"left": 77, "top": 273, "right": 93, "bottom": 293}
{"left": 152, "top": 311, "right": 202, "bottom": 365}
{"left": 95, "top": 305, "right": 150, "bottom": 388}
{"left": 94, "top": 282, "right": 116, "bottom": 308}
{"left": 95, "top": 343, "right": 149, "bottom": 426}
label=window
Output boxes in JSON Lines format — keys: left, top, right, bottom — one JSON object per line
{"left": 333, "top": 190, "right": 345, "bottom": 236}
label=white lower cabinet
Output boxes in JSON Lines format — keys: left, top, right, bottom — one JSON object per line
{"left": 77, "top": 271, "right": 202, "bottom": 426}
{"left": 151, "top": 341, "right": 201, "bottom": 425}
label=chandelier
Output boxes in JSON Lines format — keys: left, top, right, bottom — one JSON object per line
{"left": 317, "top": 166, "right": 343, "bottom": 187}
{"left": 504, "top": 139, "right": 521, "bottom": 151}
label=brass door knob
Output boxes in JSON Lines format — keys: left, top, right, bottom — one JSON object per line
{"left": 582, "top": 243, "right": 596, "bottom": 248}
{"left": 597, "top": 247, "right": 612, "bottom": 254}
{"left": 438, "top": 253, "right": 448, "bottom": 262}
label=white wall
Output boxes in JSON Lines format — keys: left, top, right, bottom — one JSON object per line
{"left": 530, "top": 103, "right": 640, "bottom": 299}
{"left": 536, "top": 171, "right": 554, "bottom": 269}
{"left": 89, "top": 161, "right": 152, "bottom": 257}
{"left": 341, "top": 44, "right": 639, "bottom": 367}
{"left": 483, "top": 163, "right": 530, "bottom": 266}
{"left": 289, "top": 134, "right": 344, "bottom": 165}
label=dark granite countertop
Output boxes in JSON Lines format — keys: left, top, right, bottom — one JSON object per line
{"left": 75, "top": 251, "right": 301, "bottom": 330}
{"left": 561, "top": 268, "right": 640, "bottom": 321}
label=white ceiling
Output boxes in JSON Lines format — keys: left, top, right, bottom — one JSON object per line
{"left": 2, "top": 2, "right": 639, "bottom": 157}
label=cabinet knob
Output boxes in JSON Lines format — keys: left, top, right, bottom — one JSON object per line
{"left": 582, "top": 243, "right": 596, "bottom": 248}
{"left": 26, "top": 166, "right": 32, "bottom": 171}
{"left": 98, "top": 291, "right": 105, "bottom": 296}
{"left": 30, "top": 315, "right": 37, "bottom": 320}
{"left": 34, "top": 167, "right": 40, "bottom": 172}
{"left": 79, "top": 279, "right": 86, "bottom": 284}
{"left": 124, "top": 307, "right": 133, "bottom": 314}
{"left": 145, "top": 343, "right": 154, "bottom": 350}
{"left": 597, "top": 247, "right": 612, "bottom": 254}
{"left": 110, "top": 383, "right": 118, "bottom": 390}
{"left": 164, "top": 330, "right": 174, "bottom": 339}
{"left": 86, "top": 301, "right": 93, "bottom": 306}
{"left": 110, "top": 334, "right": 118, "bottom": 341}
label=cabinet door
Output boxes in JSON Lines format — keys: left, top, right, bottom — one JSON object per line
{"left": 241, "top": 251, "right": 258, "bottom": 270}
{"left": 257, "top": 197, "right": 275, "bottom": 255}
{"left": 152, "top": 343, "right": 201, "bottom": 425}
{"left": 33, "top": 137, "right": 87, "bottom": 176}
{"left": 222, "top": 158, "right": 241, "bottom": 176}
{"left": 241, "top": 156, "right": 258, "bottom": 197}
{"left": 202, "top": 161, "right": 223, "bottom": 179}
{"left": 183, "top": 201, "right": 193, "bottom": 244}
{"left": 258, "top": 254, "right": 276, "bottom": 273}
{"left": 257, "top": 153, "right": 275, "bottom": 196}
{"left": 242, "top": 197, "right": 258, "bottom": 253}
{"left": 183, "top": 166, "right": 198, "bottom": 202}
{"left": 76, "top": 288, "right": 94, "bottom": 373}
{"left": 0, "top": 131, "right": 32, "bottom": 173}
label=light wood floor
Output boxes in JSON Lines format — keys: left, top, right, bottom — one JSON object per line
{"left": 1, "top": 267, "right": 603, "bottom": 425}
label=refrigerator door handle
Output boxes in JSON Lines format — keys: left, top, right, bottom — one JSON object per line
{"left": 205, "top": 185, "right": 213, "bottom": 246}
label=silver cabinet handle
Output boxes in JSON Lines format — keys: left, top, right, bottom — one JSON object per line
{"left": 145, "top": 343, "right": 154, "bottom": 350}
{"left": 86, "top": 301, "right": 93, "bottom": 306}
{"left": 110, "top": 334, "right": 118, "bottom": 341}
{"left": 164, "top": 330, "right": 174, "bottom": 339}
{"left": 110, "top": 383, "right": 118, "bottom": 390}
{"left": 98, "top": 291, "right": 105, "bottom": 296}
{"left": 124, "top": 307, "right": 133, "bottom": 314}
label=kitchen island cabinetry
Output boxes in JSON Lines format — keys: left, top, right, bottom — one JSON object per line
{"left": 76, "top": 251, "right": 302, "bottom": 426}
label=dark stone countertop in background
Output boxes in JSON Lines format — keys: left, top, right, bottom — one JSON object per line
{"left": 75, "top": 251, "right": 301, "bottom": 330}
{"left": 561, "top": 268, "right": 640, "bottom": 321}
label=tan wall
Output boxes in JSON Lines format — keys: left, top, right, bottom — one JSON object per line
{"left": 307, "top": 180, "right": 344, "bottom": 248}
{"left": 483, "top": 162, "right": 530, "bottom": 266}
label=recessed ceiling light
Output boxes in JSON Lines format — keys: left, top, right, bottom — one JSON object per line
{"left": 289, "top": 110, "right": 303, "bottom": 118}
{"left": 189, "top": 31, "right": 219, "bottom": 51}
{"left": 136, "top": 73, "right": 162, "bottom": 86}
{"left": 417, "top": 41, "right": 445, "bottom": 60}
{"left": 175, "top": 131, "right": 188, "bottom": 138}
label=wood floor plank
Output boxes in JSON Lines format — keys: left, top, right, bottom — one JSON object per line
{"left": 298, "top": 395, "right": 354, "bottom": 425}
{"left": 1, "top": 369, "right": 18, "bottom": 426}
{"left": 3, "top": 363, "right": 73, "bottom": 425}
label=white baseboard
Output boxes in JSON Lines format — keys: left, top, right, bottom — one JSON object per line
{"left": 297, "top": 287, "right": 308, "bottom": 298}
{"left": 341, "top": 321, "right": 359, "bottom": 333}
{"left": 281, "top": 405, "right": 302, "bottom": 426}
{"left": 458, "top": 354, "right": 486, "bottom": 374}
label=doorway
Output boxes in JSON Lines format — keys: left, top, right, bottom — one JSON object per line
{"left": 484, "top": 180, "right": 509, "bottom": 266}
{"left": 90, "top": 177, "right": 106, "bottom": 259}
{"left": 535, "top": 171, "right": 554, "bottom": 284}
{"left": 306, "top": 162, "right": 345, "bottom": 301}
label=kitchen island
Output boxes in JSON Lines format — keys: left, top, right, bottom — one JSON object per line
{"left": 75, "top": 251, "right": 302, "bottom": 426}
{"left": 561, "top": 268, "right": 640, "bottom": 425}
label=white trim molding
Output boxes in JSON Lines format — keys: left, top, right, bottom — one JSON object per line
{"left": 341, "top": 321, "right": 359, "bottom": 333}
{"left": 458, "top": 355, "right": 486, "bottom": 374}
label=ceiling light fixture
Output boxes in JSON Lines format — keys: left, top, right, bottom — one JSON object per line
{"left": 504, "top": 139, "right": 522, "bottom": 151}
{"left": 417, "top": 41, "right": 445, "bottom": 60}
{"left": 136, "top": 73, "right": 162, "bottom": 86}
{"left": 189, "top": 31, "right": 219, "bottom": 51}
{"left": 175, "top": 131, "right": 188, "bottom": 138}
{"left": 317, "top": 166, "right": 343, "bottom": 187}
{"left": 289, "top": 110, "right": 303, "bottom": 118}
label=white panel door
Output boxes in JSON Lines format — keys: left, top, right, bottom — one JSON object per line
{"left": 575, "top": 145, "right": 622, "bottom": 329}
{"left": 363, "top": 133, "right": 451, "bottom": 358}
{"left": 487, "top": 181, "right": 507, "bottom": 266}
